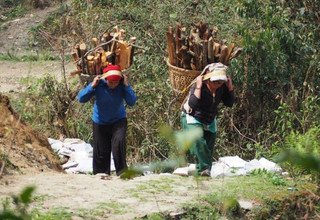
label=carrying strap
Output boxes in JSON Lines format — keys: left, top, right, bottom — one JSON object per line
{"left": 179, "top": 63, "right": 226, "bottom": 97}
{"left": 180, "top": 63, "right": 223, "bottom": 110}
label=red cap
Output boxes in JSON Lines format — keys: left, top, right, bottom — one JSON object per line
{"left": 103, "top": 64, "right": 121, "bottom": 73}
{"left": 102, "top": 64, "right": 122, "bottom": 81}
{"left": 106, "top": 75, "right": 122, "bottom": 81}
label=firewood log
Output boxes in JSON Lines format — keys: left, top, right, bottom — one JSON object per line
{"left": 202, "top": 40, "right": 208, "bottom": 69}
{"left": 111, "top": 40, "right": 118, "bottom": 57}
{"left": 212, "top": 27, "right": 218, "bottom": 39}
{"left": 117, "top": 41, "right": 130, "bottom": 70}
{"left": 193, "top": 42, "right": 202, "bottom": 70}
{"left": 219, "top": 45, "right": 228, "bottom": 65}
{"left": 213, "top": 42, "right": 220, "bottom": 62}
{"left": 113, "top": 25, "right": 119, "bottom": 33}
{"left": 79, "top": 43, "right": 87, "bottom": 53}
{"left": 92, "top": 37, "right": 99, "bottom": 47}
{"left": 229, "top": 47, "right": 243, "bottom": 60}
{"left": 87, "top": 60, "right": 95, "bottom": 75}
{"left": 225, "top": 43, "right": 235, "bottom": 65}
{"left": 207, "top": 37, "right": 214, "bottom": 63}
{"left": 207, "top": 28, "right": 213, "bottom": 40}
{"left": 119, "top": 29, "right": 126, "bottom": 41}
{"left": 101, "top": 33, "right": 112, "bottom": 51}
{"left": 79, "top": 43, "right": 87, "bottom": 74}
{"left": 71, "top": 50, "right": 79, "bottom": 62}
{"left": 175, "top": 23, "right": 182, "bottom": 67}
{"left": 101, "top": 51, "right": 112, "bottom": 68}
{"left": 101, "top": 51, "right": 107, "bottom": 64}
{"left": 195, "top": 21, "right": 208, "bottom": 40}
{"left": 190, "top": 28, "right": 201, "bottom": 43}
{"left": 166, "top": 27, "right": 176, "bottom": 65}
{"left": 179, "top": 45, "right": 193, "bottom": 70}
{"left": 94, "top": 55, "right": 101, "bottom": 75}
{"left": 87, "top": 54, "right": 94, "bottom": 61}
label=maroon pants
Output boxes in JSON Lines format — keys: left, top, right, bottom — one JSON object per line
{"left": 92, "top": 119, "right": 127, "bottom": 175}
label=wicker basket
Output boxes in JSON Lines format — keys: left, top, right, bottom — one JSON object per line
{"left": 167, "top": 60, "right": 200, "bottom": 103}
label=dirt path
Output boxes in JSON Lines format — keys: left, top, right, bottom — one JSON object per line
{"left": 0, "top": 60, "right": 74, "bottom": 93}
{"left": 0, "top": 3, "right": 75, "bottom": 93}
{"left": 0, "top": 171, "right": 218, "bottom": 219}
{"left": 0, "top": 4, "right": 62, "bottom": 55}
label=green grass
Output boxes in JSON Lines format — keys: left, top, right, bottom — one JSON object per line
{"left": 179, "top": 175, "right": 317, "bottom": 219}
{"left": 0, "top": 151, "right": 18, "bottom": 170}
{"left": 69, "top": 201, "right": 127, "bottom": 219}
{"left": 1, "top": 4, "right": 27, "bottom": 21}
{"left": 0, "top": 52, "right": 63, "bottom": 61}
{"left": 31, "top": 207, "right": 72, "bottom": 220}
{"left": 126, "top": 177, "right": 177, "bottom": 201}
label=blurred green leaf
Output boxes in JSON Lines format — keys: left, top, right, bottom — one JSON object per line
{"left": 19, "top": 186, "right": 35, "bottom": 204}
{"left": 276, "top": 149, "right": 320, "bottom": 172}
{"left": 175, "top": 127, "right": 203, "bottom": 152}
{"left": 120, "top": 168, "right": 143, "bottom": 180}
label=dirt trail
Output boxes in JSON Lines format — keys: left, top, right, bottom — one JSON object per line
{"left": 0, "top": 172, "right": 218, "bottom": 219}
{"left": 0, "top": 4, "right": 60, "bottom": 55}
{"left": 0, "top": 60, "right": 74, "bottom": 93}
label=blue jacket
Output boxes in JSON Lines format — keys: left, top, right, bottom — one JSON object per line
{"left": 77, "top": 79, "right": 137, "bottom": 125}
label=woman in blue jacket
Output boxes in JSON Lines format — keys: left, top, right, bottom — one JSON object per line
{"left": 77, "top": 64, "right": 137, "bottom": 176}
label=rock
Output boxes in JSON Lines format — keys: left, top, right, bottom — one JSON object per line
{"left": 169, "top": 210, "right": 186, "bottom": 219}
{"left": 238, "top": 200, "right": 254, "bottom": 210}
{"left": 172, "top": 167, "right": 188, "bottom": 176}
{"left": 0, "top": 15, "right": 7, "bottom": 21}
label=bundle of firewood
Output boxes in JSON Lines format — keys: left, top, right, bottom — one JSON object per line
{"left": 70, "top": 26, "right": 136, "bottom": 76}
{"left": 166, "top": 21, "right": 242, "bottom": 70}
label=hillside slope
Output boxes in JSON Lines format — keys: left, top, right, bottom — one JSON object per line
{"left": 0, "top": 94, "right": 62, "bottom": 174}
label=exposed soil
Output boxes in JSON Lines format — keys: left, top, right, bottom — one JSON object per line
{"left": 0, "top": 4, "right": 59, "bottom": 55}
{"left": 0, "top": 60, "right": 74, "bottom": 93}
{"left": 0, "top": 94, "right": 62, "bottom": 174}
{"left": 0, "top": 172, "right": 218, "bottom": 219}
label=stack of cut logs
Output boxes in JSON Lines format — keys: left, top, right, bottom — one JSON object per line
{"left": 166, "top": 21, "right": 242, "bottom": 70}
{"left": 70, "top": 26, "right": 136, "bottom": 76}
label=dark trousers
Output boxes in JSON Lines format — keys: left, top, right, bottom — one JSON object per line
{"left": 92, "top": 119, "right": 127, "bottom": 175}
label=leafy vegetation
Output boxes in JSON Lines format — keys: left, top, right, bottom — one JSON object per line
{"left": 0, "top": 186, "right": 35, "bottom": 220}
{"left": 0, "top": 52, "right": 60, "bottom": 61}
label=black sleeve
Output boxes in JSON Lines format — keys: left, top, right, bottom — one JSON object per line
{"left": 188, "top": 85, "right": 200, "bottom": 109}
{"left": 221, "top": 85, "right": 235, "bottom": 107}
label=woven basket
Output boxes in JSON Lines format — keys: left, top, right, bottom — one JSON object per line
{"left": 167, "top": 60, "right": 200, "bottom": 103}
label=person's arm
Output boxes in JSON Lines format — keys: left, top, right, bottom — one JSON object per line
{"left": 77, "top": 76, "right": 100, "bottom": 103}
{"left": 122, "top": 74, "right": 137, "bottom": 106}
{"left": 222, "top": 76, "right": 235, "bottom": 107}
{"left": 188, "top": 75, "right": 203, "bottom": 109}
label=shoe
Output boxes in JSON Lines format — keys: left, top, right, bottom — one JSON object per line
{"left": 200, "top": 169, "right": 211, "bottom": 177}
